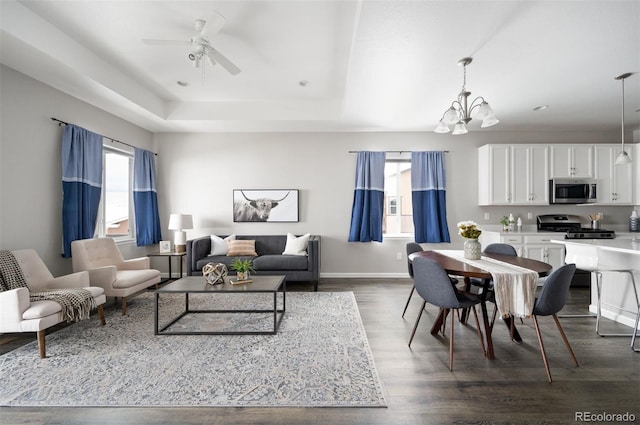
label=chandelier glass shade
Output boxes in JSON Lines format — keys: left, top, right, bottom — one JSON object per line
{"left": 614, "top": 72, "right": 633, "bottom": 165}
{"left": 434, "top": 57, "right": 499, "bottom": 135}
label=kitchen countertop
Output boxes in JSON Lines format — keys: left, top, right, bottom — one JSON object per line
{"left": 550, "top": 238, "right": 640, "bottom": 254}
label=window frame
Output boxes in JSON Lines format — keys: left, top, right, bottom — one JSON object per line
{"left": 96, "top": 143, "right": 135, "bottom": 242}
{"left": 383, "top": 158, "right": 413, "bottom": 238}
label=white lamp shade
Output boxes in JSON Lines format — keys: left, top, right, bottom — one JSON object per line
{"left": 615, "top": 151, "right": 632, "bottom": 165}
{"left": 481, "top": 116, "right": 500, "bottom": 128}
{"left": 434, "top": 120, "right": 451, "bottom": 133}
{"left": 168, "top": 213, "right": 193, "bottom": 230}
{"left": 477, "top": 101, "right": 494, "bottom": 119}
{"left": 442, "top": 107, "right": 460, "bottom": 125}
{"left": 452, "top": 122, "right": 468, "bottom": 135}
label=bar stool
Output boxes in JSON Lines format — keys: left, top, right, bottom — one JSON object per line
{"left": 595, "top": 247, "right": 639, "bottom": 352}
{"left": 564, "top": 243, "right": 640, "bottom": 352}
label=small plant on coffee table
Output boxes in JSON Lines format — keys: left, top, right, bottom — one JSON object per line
{"left": 230, "top": 258, "right": 255, "bottom": 281}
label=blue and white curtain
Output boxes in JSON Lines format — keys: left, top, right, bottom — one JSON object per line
{"left": 133, "top": 148, "right": 162, "bottom": 246}
{"left": 348, "top": 151, "right": 386, "bottom": 242}
{"left": 61, "top": 125, "right": 103, "bottom": 257}
{"left": 411, "top": 151, "right": 450, "bottom": 243}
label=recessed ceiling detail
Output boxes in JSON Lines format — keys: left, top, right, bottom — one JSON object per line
{"left": 1, "top": 1, "right": 638, "bottom": 133}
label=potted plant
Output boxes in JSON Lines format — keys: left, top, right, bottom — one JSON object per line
{"left": 500, "top": 216, "right": 510, "bottom": 232}
{"left": 230, "top": 258, "right": 255, "bottom": 281}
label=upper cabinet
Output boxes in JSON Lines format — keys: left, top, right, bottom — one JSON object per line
{"left": 550, "top": 145, "right": 594, "bottom": 178}
{"left": 478, "top": 144, "right": 549, "bottom": 205}
{"left": 478, "top": 143, "right": 636, "bottom": 206}
{"left": 594, "top": 145, "right": 634, "bottom": 204}
{"left": 511, "top": 145, "right": 550, "bottom": 204}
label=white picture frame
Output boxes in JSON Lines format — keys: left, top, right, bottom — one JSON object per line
{"left": 159, "top": 240, "right": 171, "bottom": 253}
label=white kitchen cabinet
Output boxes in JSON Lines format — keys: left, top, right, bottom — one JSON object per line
{"left": 478, "top": 144, "right": 549, "bottom": 205}
{"left": 550, "top": 145, "right": 594, "bottom": 178}
{"left": 523, "top": 235, "right": 566, "bottom": 272}
{"left": 594, "top": 144, "right": 634, "bottom": 204}
{"left": 478, "top": 145, "right": 510, "bottom": 205}
{"left": 511, "top": 145, "right": 549, "bottom": 204}
{"left": 636, "top": 147, "right": 640, "bottom": 204}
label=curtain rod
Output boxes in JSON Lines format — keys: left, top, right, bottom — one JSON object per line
{"left": 51, "top": 117, "right": 158, "bottom": 156}
{"left": 348, "top": 150, "right": 449, "bottom": 154}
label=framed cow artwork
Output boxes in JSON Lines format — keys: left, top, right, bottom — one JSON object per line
{"left": 233, "top": 189, "right": 299, "bottom": 222}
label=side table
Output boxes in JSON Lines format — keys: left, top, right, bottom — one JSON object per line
{"left": 147, "top": 252, "right": 186, "bottom": 284}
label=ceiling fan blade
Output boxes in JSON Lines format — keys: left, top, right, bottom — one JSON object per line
{"left": 204, "top": 11, "right": 226, "bottom": 36}
{"left": 206, "top": 47, "right": 241, "bottom": 75}
{"left": 142, "top": 39, "right": 190, "bottom": 45}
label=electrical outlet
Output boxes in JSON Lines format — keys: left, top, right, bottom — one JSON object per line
{"left": 527, "top": 212, "right": 533, "bottom": 220}
{"left": 396, "top": 252, "right": 403, "bottom": 261}
{"left": 484, "top": 212, "right": 490, "bottom": 220}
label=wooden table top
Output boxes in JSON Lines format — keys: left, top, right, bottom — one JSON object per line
{"left": 409, "top": 250, "right": 553, "bottom": 279}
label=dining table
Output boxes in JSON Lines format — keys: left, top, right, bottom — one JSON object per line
{"left": 408, "top": 250, "right": 553, "bottom": 359}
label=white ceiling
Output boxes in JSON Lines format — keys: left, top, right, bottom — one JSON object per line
{"left": 1, "top": 0, "right": 639, "bottom": 134}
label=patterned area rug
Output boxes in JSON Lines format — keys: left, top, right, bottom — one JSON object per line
{"left": 0, "top": 291, "right": 386, "bottom": 407}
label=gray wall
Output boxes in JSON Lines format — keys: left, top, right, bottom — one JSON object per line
{"left": 1, "top": 64, "right": 636, "bottom": 278}
{"left": 154, "top": 131, "right": 635, "bottom": 277}
{"left": 0, "top": 66, "right": 155, "bottom": 276}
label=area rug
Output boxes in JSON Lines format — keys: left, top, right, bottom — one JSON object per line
{"left": 0, "top": 291, "right": 386, "bottom": 407}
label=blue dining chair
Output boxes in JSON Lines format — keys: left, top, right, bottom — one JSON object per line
{"left": 409, "top": 257, "right": 485, "bottom": 371}
{"left": 531, "top": 263, "right": 579, "bottom": 383}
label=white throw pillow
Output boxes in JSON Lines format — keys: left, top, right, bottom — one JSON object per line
{"left": 282, "top": 233, "right": 310, "bottom": 256}
{"left": 210, "top": 234, "right": 236, "bottom": 256}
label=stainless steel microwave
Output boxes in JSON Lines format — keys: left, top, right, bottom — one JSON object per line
{"left": 549, "top": 178, "right": 597, "bottom": 204}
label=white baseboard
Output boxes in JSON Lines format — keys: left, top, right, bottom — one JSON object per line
{"left": 320, "top": 273, "right": 410, "bottom": 279}
{"left": 589, "top": 305, "right": 640, "bottom": 330}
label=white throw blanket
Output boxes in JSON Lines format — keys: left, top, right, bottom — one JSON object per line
{"left": 435, "top": 250, "right": 540, "bottom": 318}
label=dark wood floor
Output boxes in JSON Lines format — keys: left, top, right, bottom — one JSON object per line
{"left": 1, "top": 279, "right": 639, "bottom": 425}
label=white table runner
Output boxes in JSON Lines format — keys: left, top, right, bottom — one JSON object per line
{"left": 434, "top": 250, "right": 540, "bottom": 318}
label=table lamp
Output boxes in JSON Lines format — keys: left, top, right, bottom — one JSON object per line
{"left": 168, "top": 213, "right": 193, "bottom": 253}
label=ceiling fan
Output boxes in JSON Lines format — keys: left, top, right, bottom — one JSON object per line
{"left": 142, "top": 12, "right": 241, "bottom": 76}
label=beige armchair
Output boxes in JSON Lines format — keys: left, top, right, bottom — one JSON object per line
{"left": 0, "top": 249, "right": 106, "bottom": 358}
{"left": 71, "top": 238, "right": 161, "bottom": 315}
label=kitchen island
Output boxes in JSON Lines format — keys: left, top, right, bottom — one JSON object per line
{"left": 550, "top": 237, "right": 640, "bottom": 347}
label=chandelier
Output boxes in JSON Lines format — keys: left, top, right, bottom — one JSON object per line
{"left": 434, "top": 57, "right": 499, "bottom": 135}
{"left": 614, "top": 72, "right": 634, "bottom": 165}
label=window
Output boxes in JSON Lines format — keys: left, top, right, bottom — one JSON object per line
{"left": 388, "top": 197, "right": 397, "bottom": 215}
{"left": 97, "top": 146, "right": 134, "bottom": 239}
{"left": 383, "top": 160, "right": 413, "bottom": 236}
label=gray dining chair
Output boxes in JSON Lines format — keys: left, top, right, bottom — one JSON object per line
{"left": 408, "top": 257, "right": 485, "bottom": 371}
{"left": 403, "top": 242, "right": 459, "bottom": 318}
{"left": 402, "top": 242, "right": 424, "bottom": 318}
{"left": 531, "top": 263, "right": 579, "bottom": 383}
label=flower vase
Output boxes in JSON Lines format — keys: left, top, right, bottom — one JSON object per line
{"left": 464, "top": 238, "right": 481, "bottom": 260}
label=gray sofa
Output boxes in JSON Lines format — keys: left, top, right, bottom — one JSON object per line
{"left": 186, "top": 235, "right": 321, "bottom": 291}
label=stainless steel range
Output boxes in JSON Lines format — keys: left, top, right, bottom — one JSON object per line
{"left": 537, "top": 214, "right": 616, "bottom": 239}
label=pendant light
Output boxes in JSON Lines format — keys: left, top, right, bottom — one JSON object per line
{"left": 434, "top": 57, "right": 499, "bottom": 135}
{"left": 614, "top": 72, "right": 634, "bottom": 165}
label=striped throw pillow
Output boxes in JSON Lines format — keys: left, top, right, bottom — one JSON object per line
{"left": 226, "top": 240, "right": 257, "bottom": 256}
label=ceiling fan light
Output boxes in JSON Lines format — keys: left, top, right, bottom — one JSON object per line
{"left": 434, "top": 120, "right": 451, "bottom": 133}
{"left": 442, "top": 107, "right": 459, "bottom": 125}
{"left": 615, "top": 151, "right": 632, "bottom": 165}
{"left": 452, "top": 122, "right": 468, "bottom": 135}
{"left": 481, "top": 116, "right": 500, "bottom": 128}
